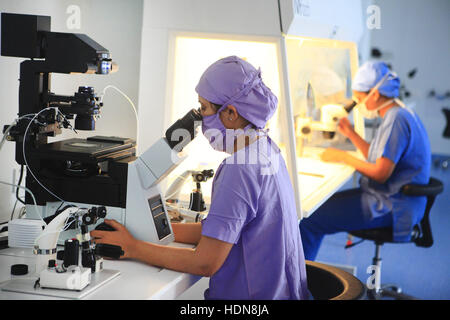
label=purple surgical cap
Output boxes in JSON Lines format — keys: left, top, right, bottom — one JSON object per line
{"left": 195, "top": 56, "right": 278, "bottom": 129}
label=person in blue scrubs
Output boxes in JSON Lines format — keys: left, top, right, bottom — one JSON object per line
{"left": 299, "top": 61, "right": 431, "bottom": 261}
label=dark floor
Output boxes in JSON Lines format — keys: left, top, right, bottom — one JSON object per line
{"left": 315, "top": 154, "right": 450, "bottom": 300}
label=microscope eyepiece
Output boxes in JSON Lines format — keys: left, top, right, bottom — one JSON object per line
{"left": 344, "top": 100, "right": 358, "bottom": 113}
{"left": 165, "top": 109, "right": 203, "bottom": 150}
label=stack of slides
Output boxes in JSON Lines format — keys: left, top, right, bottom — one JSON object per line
{"left": 8, "top": 219, "right": 45, "bottom": 248}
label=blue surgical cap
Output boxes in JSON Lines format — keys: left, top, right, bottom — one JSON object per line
{"left": 352, "top": 61, "right": 401, "bottom": 98}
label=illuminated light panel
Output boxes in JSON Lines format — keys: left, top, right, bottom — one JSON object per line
{"left": 167, "top": 34, "right": 284, "bottom": 201}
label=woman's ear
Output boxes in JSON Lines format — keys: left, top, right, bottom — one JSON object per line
{"left": 372, "top": 89, "right": 381, "bottom": 102}
{"left": 225, "top": 105, "right": 239, "bottom": 121}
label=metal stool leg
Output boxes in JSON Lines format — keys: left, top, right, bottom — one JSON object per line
{"left": 365, "top": 243, "right": 419, "bottom": 300}
{"left": 366, "top": 243, "right": 383, "bottom": 299}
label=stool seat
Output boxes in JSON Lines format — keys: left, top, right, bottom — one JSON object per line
{"left": 350, "top": 225, "right": 421, "bottom": 245}
{"left": 350, "top": 227, "right": 393, "bottom": 243}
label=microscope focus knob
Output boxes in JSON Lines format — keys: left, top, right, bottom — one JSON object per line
{"left": 301, "top": 126, "right": 311, "bottom": 135}
{"left": 97, "top": 206, "right": 107, "bottom": 218}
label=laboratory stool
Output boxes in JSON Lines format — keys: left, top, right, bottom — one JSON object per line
{"left": 348, "top": 177, "right": 444, "bottom": 300}
{"left": 305, "top": 260, "right": 366, "bottom": 300}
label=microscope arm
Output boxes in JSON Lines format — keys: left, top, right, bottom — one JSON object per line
{"left": 134, "top": 108, "right": 202, "bottom": 190}
{"left": 134, "top": 138, "right": 187, "bottom": 190}
{"left": 34, "top": 206, "right": 80, "bottom": 251}
{"left": 33, "top": 206, "right": 80, "bottom": 274}
{"left": 296, "top": 104, "right": 352, "bottom": 138}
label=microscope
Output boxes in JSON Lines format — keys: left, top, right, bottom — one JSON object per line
{"left": 1, "top": 12, "right": 202, "bottom": 295}
{"left": 295, "top": 101, "right": 357, "bottom": 141}
{"left": 164, "top": 168, "right": 214, "bottom": 222}
{"left": 1, "top": 12, "right": 202, "bottom": 252}
{"left": 189, "top": 169, "right": 214, "bottom": 213}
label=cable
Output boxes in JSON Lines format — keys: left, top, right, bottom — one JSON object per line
{"left": 18, "top": 206, "right": 26, "bottom": 219}
{"left": 100, "top": 85, "right": 139, "bottom": 137}
{"left": 22, "top": 107, "right": 65, "bottom": 203}
{"left": 0, "top": 119, "right": 16, "bottom": 152}
{"left": 15, "top": 165, "right": 25, "bottom": 205}
{"left": 2, "top": 109, "right": 66, "bottom": 206}
{"left": 2, "top": 110, "right": 74, "bottom": 225}
{"left": 0, "top": 113, "right": 43, "bottom": 152}
{"left": 0, "top": 180, "right": 44, "bottom": 224}
{"left": 10, "top": 199, "right": 19, "bottom": 220}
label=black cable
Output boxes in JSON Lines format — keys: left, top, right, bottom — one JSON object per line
{"left": 10, "top": 199, "right": 18, "bottom": 220}
{"left": 55, "top": 201, "right": 66, "bottom": 213}
{"left": 15, "top": 165, "right": 25, "bottom": 205}
{"left": 10, "top": 164, "right": 26, "bottom": 221}
{"left": 34, "top": 278, "right": 40, "bottom": 289}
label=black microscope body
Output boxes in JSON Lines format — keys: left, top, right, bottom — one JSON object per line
{"left": 1, "top": 12, "right": 135, "bottom": 209}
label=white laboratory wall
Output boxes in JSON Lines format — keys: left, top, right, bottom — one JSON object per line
{"left": 279, "top": 0, "right": 364, "bottom": 43}
{"left": 357, "top": 0, "right": 374, "bottom": 63}
{"left": 0, "top": 0, "right": 143, "bottom": 224}
{"left": 137, "top": 0, "right": 281, "bottom": 154}
{"left": 165, "top": 34, "right": 285, "bottom": 201}
{"left": 367, "top": 0, "right": 450, "bottom": 155}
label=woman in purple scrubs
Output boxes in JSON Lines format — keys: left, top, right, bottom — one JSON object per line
{"left": 91, "top": 56, "right": 310, "bottom": 300}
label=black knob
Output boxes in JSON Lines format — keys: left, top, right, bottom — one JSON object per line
{"left": 82, "top": 213, "right": 94, "bottom": 225}
{"left": 11, "top": 264, "right": 28, "bottom": 276}
{"left": 97, "top": 206, "right": 107, "bottom": 218}
{"left": 48, "top": 259, "right": 56, "bottom": 268}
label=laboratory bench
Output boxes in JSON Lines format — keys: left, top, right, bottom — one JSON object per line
{"left": 0, "top": 243, "right": 201, "bottom": 300}
{"left": 0, "top": 146, "right": 360, "bottom": 300}
{"left": 296, "top": 147, "right": 361, "bottom": 218}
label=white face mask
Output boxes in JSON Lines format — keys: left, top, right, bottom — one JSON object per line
{"left": 355, "top": 71, "right": 396, "bottom": 119}
{"left": 359, "top": 99, "right": 398, "bottom": 119}
{"left": 358, "top": 101, "right": 378, "bottom": 119}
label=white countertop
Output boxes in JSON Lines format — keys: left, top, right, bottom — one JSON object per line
{"left": 296, "top": 147, "right": 361, "bottom": 218}
{"left": 0, "top": 149, "right": 360, "bottom": 300}
{"left": 0, "top": 243, "right": 201, "bottom": 300}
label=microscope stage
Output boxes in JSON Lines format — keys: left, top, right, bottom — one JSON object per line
{"left": 33, "top": 136, "right": 136, "bottom": 163}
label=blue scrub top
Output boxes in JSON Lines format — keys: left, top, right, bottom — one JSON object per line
{"left": 360, "top": 106, "right": 431, "bottom": 241}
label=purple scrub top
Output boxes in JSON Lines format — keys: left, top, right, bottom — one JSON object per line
{"left": 201, "top": 136, "right": 309, "bottom": 300}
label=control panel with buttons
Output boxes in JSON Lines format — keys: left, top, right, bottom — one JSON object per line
{"left": 147, "top": 195, "right": 171, "bottom": 240}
